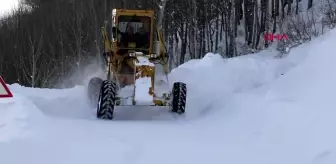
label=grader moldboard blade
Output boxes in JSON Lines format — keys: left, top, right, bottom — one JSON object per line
{"left": 87, "top": 8, "right": 187, "bottom": 120}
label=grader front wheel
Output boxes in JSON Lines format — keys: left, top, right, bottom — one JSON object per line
{"left": 171, "top": 82, "right": 187, "bottom": 114}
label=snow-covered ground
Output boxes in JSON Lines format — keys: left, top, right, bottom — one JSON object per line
{"left": 1, "top": 28, "right": 336, "bottom": 164}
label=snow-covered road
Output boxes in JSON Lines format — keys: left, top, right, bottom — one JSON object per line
{"left": 1, "top": 29, "right": 336, "bottom": 164}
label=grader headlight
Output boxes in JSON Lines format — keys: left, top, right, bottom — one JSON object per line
{"left": 150, "top": 53, "right": 157, "bottom": 58}
{"left": 129, "top": 52, "right": 136, "bottom": 57}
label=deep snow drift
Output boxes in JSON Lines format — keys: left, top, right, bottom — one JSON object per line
{"left": 1, "top": 28, "right": 336, "bottom": 163}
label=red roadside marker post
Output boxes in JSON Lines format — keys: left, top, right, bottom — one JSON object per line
{"left": 0, "top": 76, "right": 13, "bottom": 98}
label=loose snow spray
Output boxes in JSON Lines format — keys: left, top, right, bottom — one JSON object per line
{"left": 55, "top": 55, "right": 106, "bottom": 89}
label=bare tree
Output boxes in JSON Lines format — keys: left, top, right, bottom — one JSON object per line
{"left": 21, "top": 30, "right": 44, "bottom": 87}
{"left": 0, "top": 0, "right": 334, "bottom": 87}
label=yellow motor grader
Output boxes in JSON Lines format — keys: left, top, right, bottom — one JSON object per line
{"left": 87, "top": 9, "right": 187, "bottom": 120}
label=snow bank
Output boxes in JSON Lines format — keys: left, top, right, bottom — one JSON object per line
{"left": 167, "top": 46, "right": 310, "bottom": 119}
{"left": 0, "top": 94, "right": 43, "bottom": 142}
{"left": 171, "top": 52, "right": 279, "bottom": 93}
{"left": 253, "top": 28, "right": 336, "bottom": 164}
{"left": 8, "top": 83, "right": 84, "bottom": 100}
{"left": 8, "top": 84, "right": 94, "bottom": 119}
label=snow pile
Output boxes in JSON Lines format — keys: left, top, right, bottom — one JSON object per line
{"left": 253, "top": 28, "right": 336, "bottom": 164}
{"left": 167, "top": 47, "right": 309, "bottom": 119}
{"left": 8, "top": 84, "right": 93, "bottom": 119}
{"left": 0, "top": 94, "right": 43, "bottom": 142}
{"left": 171, "top": 53, "right": 272, "bottom": 93}
{"left": 134, "top": 56, "right": 155, "bottom": 105}
{"left": 136, "top": 56, "right": 154, "bottom": 66}
{"left": 135, "top": 77, "right": 153, "bottom": 105}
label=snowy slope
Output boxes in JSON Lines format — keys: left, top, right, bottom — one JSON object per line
{"left": 0, "top": 94, "right": 43, "bottom": 142}
{"left": 1, "top": 28, "right": 336, "bottom": 164}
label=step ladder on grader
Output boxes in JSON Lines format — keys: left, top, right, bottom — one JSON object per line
{"left": 87, "top": 9, "right": 187, "bottom": 120}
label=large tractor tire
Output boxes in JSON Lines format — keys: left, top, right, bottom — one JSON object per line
{"left": 97, "top": 80, "right": 117, "bottom": 120}
{"left": 88, "top": 77, "right": 103, "bottom": 108}
{"left": 171, "top": 82, "right": 187, "bottom": 114}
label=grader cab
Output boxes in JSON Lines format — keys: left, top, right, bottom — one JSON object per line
{"left": 87, "top": 9, "right": 187, "bottom": 120}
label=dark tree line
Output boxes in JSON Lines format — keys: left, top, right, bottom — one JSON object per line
{"left": 0, "top": 0, "right": 331, "bottom": 88}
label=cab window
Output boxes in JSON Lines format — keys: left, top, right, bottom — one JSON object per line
{"left": 116, "top": 16, "right": 151, "bottom": 50}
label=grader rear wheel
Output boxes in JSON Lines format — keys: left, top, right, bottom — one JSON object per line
{"left": 96, "top": 80, "right": 117, "bottom": 120}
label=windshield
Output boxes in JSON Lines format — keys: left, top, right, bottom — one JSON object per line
{"left": 116, "top": 15, "right": 151, "bottom": 52}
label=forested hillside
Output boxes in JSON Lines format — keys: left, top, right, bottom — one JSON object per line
{"left": 0, "top": 0, "right": 335, "bottom": 88}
